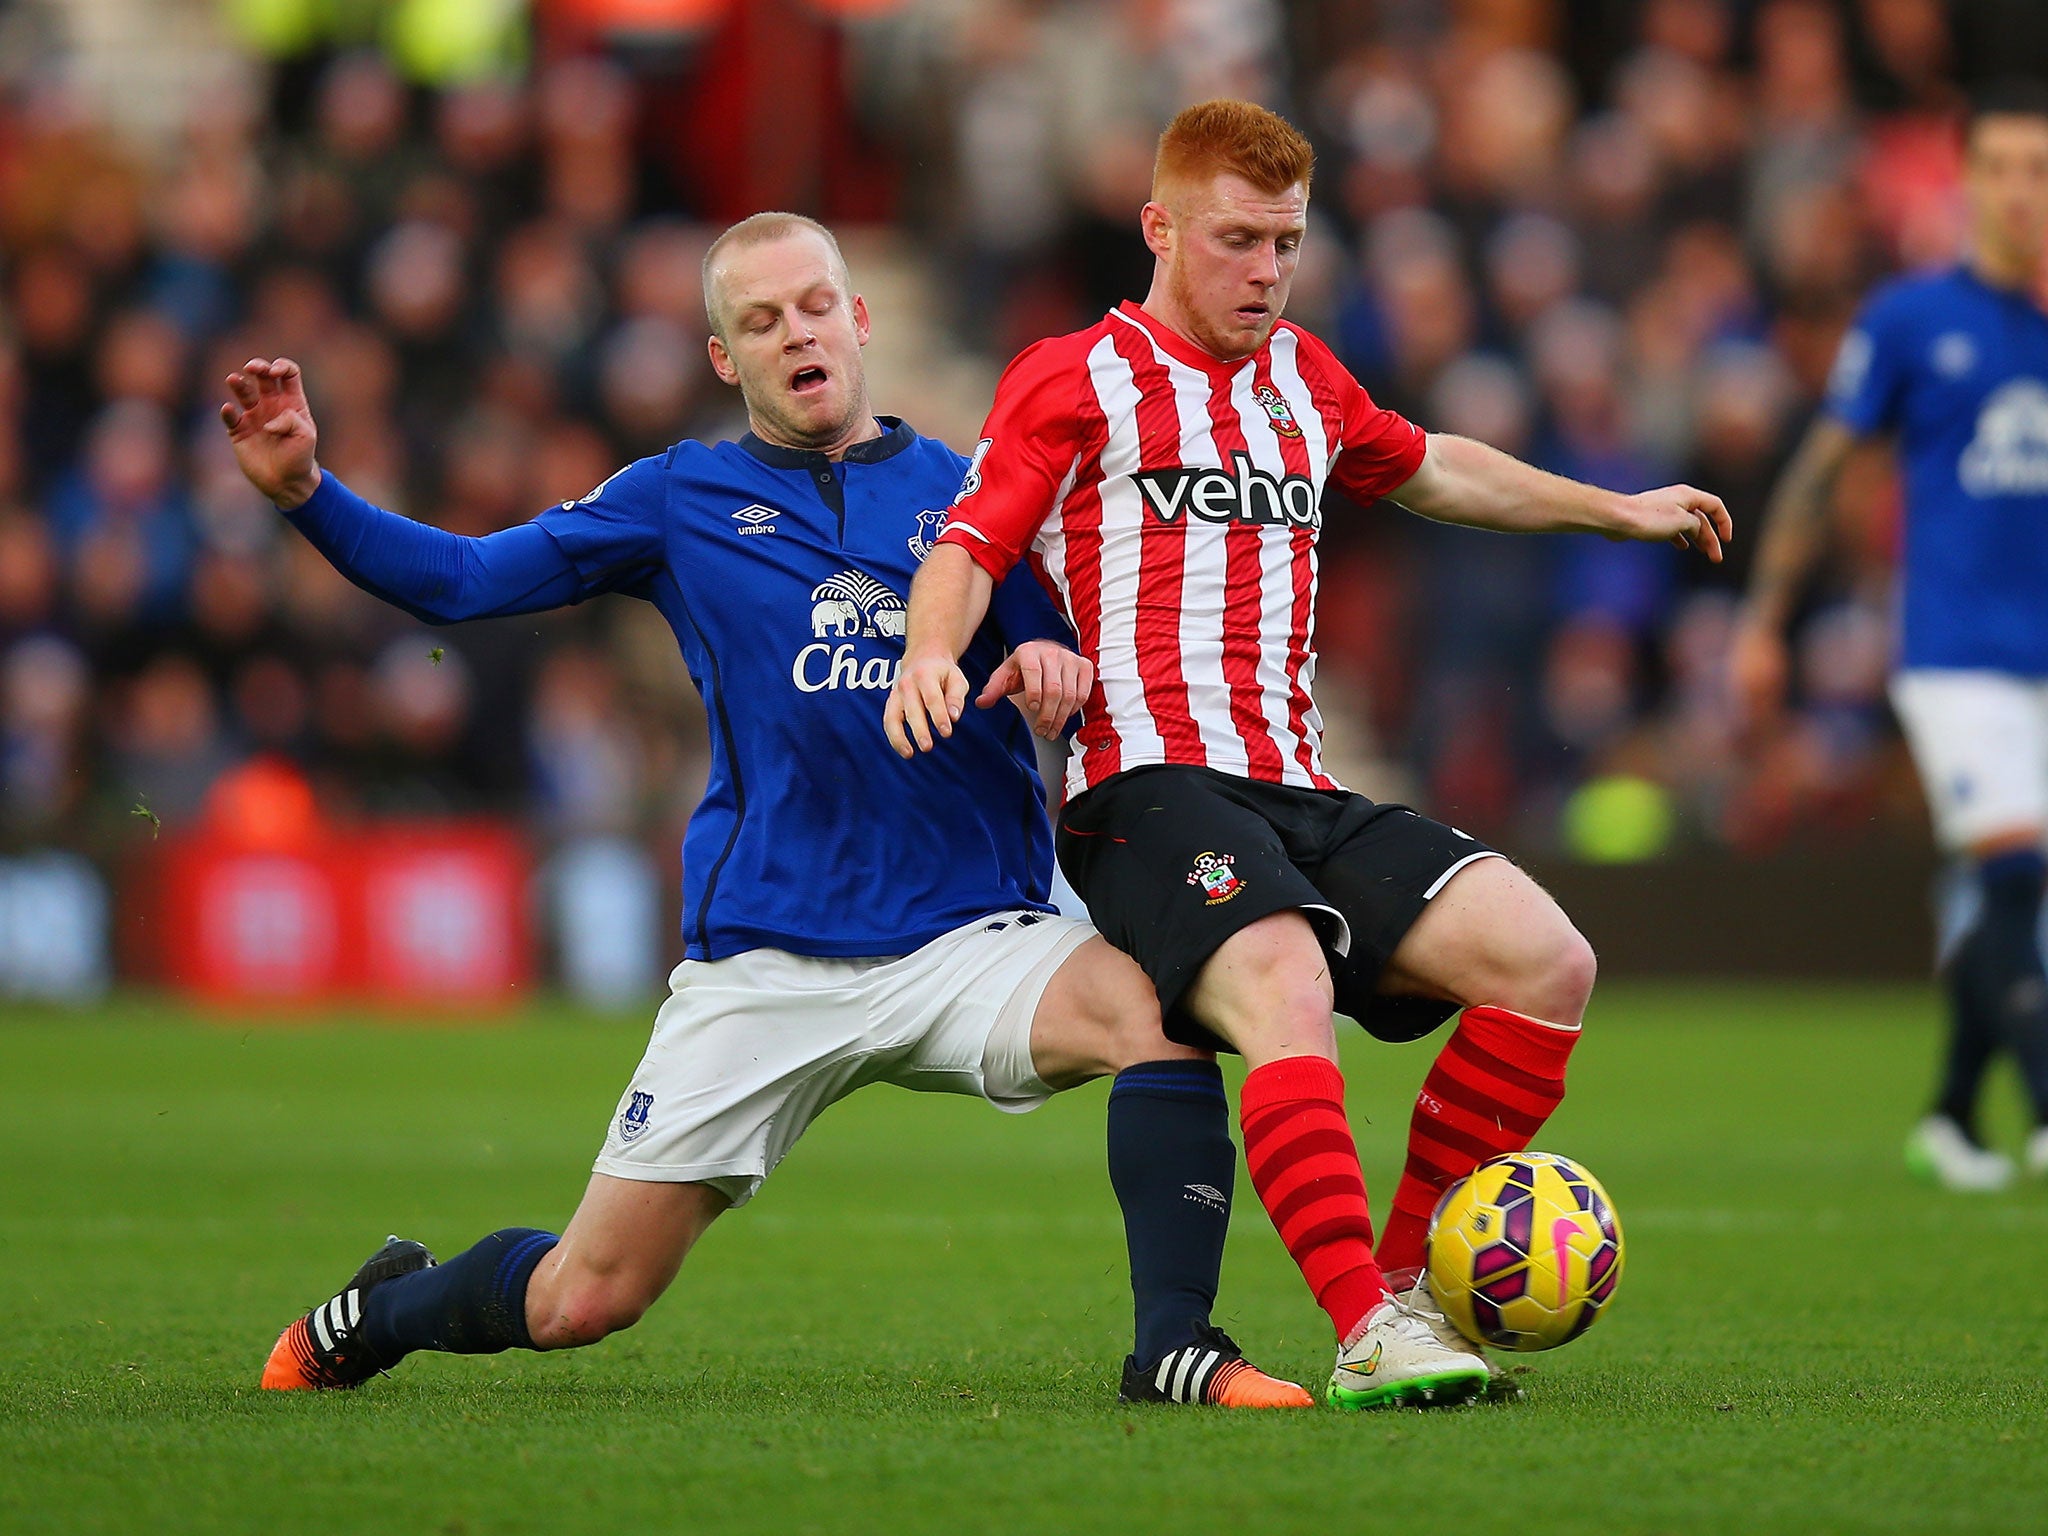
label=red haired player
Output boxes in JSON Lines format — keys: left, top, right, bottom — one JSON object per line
{"left": 889, "top": 100, "right": 1729, "bottom": 1410}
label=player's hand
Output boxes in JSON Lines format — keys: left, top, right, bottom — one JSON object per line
{"left": 886, "top": 653, "right": 970, "bottom": 757}
{"left": 220, "top": 357, "right": 321, "bottom": 509}
{"left": 977, "top": 640, "right": 1093, "bottom": 740}
{"left": 1727, "top": 614, "right": 1790, "bottom": 737}
{"left": 1608, "top": 485, "right": 1732, "bottom": 562}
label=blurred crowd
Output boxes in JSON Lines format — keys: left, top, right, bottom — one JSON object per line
{"left": 0, "top": 0, "right": 2039, "bottom": 878}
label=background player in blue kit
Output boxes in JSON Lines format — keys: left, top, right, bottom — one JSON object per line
{"left": 231, "top": 213, "right": 1312, "bottom": 1408}
{"left": 1733, "top": 84, "right": 2048, "bottom": 1191}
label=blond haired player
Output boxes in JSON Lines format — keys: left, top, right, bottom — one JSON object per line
{"left": 238, "top": 213, "right": 1311, "bottom": 1409}
{"left": 889, "top": 101, "right": 1729, "bottom": 1409}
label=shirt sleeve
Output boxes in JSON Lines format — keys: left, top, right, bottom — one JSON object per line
{"left": 1823, "top": 288, "right": 1909, "bottom": 438}
{"left": 285, "top": 474, "right": 587, "bottom": 624}
{"left": 530, "top": 455, "right": 668, "bottom": 598}
{"left": 1291, "top": 329, "right": 1428, "bottom": 507}
{"left": 1327, "top": 376, "right": 1428, "bottom": 507}
{"left": 934, "top": 337, "right": 1084, "bottom": 582}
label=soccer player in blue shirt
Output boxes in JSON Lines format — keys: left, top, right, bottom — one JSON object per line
{"left": 236, "top": 213, "right": 1312, "bottom": 1407}
{"left": 1732, "top": 83, "right": 2048, "bottom": 1190}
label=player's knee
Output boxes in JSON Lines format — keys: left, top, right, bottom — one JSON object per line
{"left": 1215, "top": 913, "right": 1335, "bottom": 1006}
{"left": 1545, "top": 926, "right": 1598, "bottom": 1023}
{"left": 529, "top": 1273, "right": 657, "bottom": 1350}
{"left": 1507, "top": 919, "right": 1596, "bottom": 1026}
{"left": 1184, "top": 912, "right": 1338, "bottom": 1060}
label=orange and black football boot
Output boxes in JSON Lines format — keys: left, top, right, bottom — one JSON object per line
{"left": 1117, "top": 1323, "right": 1315, "bottom": 1409}
{"left": 260, "top": 1235, "right": 436, "bottom": 1391}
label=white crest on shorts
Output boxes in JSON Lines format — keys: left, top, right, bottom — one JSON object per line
{"left": 618, "top": 1090, "right": 654, "bottom": 1144}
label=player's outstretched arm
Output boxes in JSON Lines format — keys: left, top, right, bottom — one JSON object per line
{"left": 221, "top": 357, "right": 593, "bottom": 625}
{"left": 887, "top": 544, "right": 996, "bottom": 756}
{"left": 1727, "top": 416, "right": 1858, "bottom": 730}
{"left": 1389, "top": 433, "right": 1732, "bottom": 560}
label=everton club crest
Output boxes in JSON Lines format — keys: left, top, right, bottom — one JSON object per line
{"left": 1255, "top": 385, "right": 1303, "bottom": 439}
{"left": 908, "top": 508, "right": 948, "bottom": 562}
{"left": 1187, "top": 851, "right": 1245, "bottom": 905}
{"left": 618, "top": 1090, "right": 654, "bottom": 1144}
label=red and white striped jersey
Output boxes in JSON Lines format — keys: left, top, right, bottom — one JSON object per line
{"left": 937, "top": 301, "right": 1427, "bottom": 800}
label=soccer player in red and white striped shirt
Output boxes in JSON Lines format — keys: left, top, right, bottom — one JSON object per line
{"left": 887, "top": 100, "right": 1730, "bottom": 1409}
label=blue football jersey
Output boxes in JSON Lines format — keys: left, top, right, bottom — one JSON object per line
{"left": 1826, "top": 265, "right": 2048, "bottom": 674}
{"left": 535, "top": 419, "right": 1070, "bottom": 959}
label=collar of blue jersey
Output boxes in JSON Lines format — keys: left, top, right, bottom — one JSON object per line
{"left": 1959, "top": 262, "right": 2046, "bottom": 313}
{"left": 739, "top": 415, "right": 914, "bottom": 469}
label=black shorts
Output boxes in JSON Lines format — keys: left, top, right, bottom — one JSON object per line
{"left": 1056, "top": 764, "right": 1503, "bottom": 1052}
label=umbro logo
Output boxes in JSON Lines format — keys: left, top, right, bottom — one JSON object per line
{"left": 732, "top": 503, "right": 780, "bottom": 536}
{"left": 1183, "top": 1182, "right": 1228, "bottom": 1212}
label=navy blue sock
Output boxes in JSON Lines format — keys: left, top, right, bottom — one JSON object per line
{"left": 1954, "top": 850, "right": 2048, "bottom": 1124}
{"left": 1106, "top": 1060, "right": 1233, "bottom": 1370}
{"left": 1937, "top": 960, "right": 2003, "bottom": 1139}
{"left": 361, "top": 1228, "right": 559, "bottom": 1365}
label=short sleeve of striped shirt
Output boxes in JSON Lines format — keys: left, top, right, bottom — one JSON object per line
{"left": 1297, "top": 335, "right": 1427, "bottom": 507}
{"left": 936, "top": 336, "right": 1087, "bottom": 581}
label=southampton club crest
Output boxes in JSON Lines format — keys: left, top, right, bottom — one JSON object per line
{"left": 1254, "top": 384, "right": 1303, "bottom": 439}
{"left": 618, "top": 1090, "right": 654, "bottom": 1145}
{"left": 1186, "top": 851, "right": 1245, "bottom": 905}
{"left": 908, "top": 508, "right": 948, "bottom": 562}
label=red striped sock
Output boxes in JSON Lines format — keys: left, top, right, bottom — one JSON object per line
{"left": 1239, "top": 1056, "right": 1388, "bottom": 1343}
{"left": 1377, "top": 1005, "right": 1581, "bottom": 1275}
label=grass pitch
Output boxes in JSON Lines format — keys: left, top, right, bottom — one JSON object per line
{"left": 3, "top": 983, "right": 2046, "bottom": 1535}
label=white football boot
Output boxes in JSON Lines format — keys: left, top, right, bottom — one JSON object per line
{"left": 2025, "top": 1126, "right": 2048, "bottom": 1179}
{"left": 1904, "top": 1115, "right": 2014, "bottom": 1191}
{"left": 1386, "top": 1269, "right": 1521, "bottom": 1401}
{"left": 1327, "top": 1293, "right": 1490, "bottom": 1411}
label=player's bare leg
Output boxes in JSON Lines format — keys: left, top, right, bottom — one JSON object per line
{"left": 261, "top": 1177, "right": 725, "bottom": 1389}
{"left": 1183, "top": 911, "right": 1487, "bottom": 1409}
{"left": 1375, "top": 855, "right": 1596, "bottom": 1026}
{"left": 1026, "top": 935, "right": 1312, "bottom": 1408}
{"left": 1182, "top": 911, "right": 1341, "bottom": 1068}
{"left": 524, "top": 1176, "right": 728, "bottom": 1348}
{"left": 1023, "top": 934, "right": 1207, "bottom": 1084}
{"left": 1356, "top": 857, "right": 1592, "bottom": 1383}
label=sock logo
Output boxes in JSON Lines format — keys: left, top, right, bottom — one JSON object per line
{"left": 1182, "top": 1182, "right": 1228, "bottom": 1212}
{"left": 1186, "top": 851, "right": 1244, "bottom": 904}
{"left": 618, "top": 1090, "right": 654, "bottom": 1145}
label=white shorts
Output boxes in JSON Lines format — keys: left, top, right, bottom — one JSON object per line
{"left": 1891, "top": 669, "right": 2048, "bottom": 851}
{"left": 592, "top": 911, "right": 1095, "bottom": 1206}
